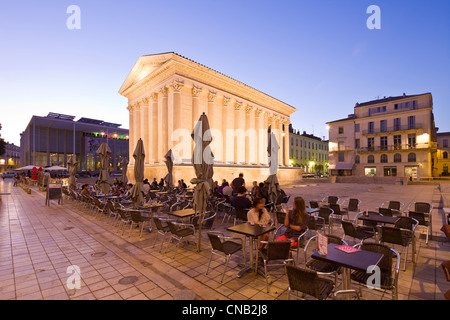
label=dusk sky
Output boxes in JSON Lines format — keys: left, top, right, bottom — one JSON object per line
{"left": 1, "top": 0, "right": 449, "bottom": 145}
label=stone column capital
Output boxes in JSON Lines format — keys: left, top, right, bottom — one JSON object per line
{"left": 192, "top": 85, "right": 202, "bottom": 97}
{"left": 223, "top": 96, "right": 230, "bottom": 107}
{"left": 170, "top": 80, "right": 184, "bottom": 92}
{"left": 208, "top": 91, "right": 217, "bottom": 103}
{"left": 234, "top": 101, "right": 243, "bottom": 111}
{"left": 159, "top": 86, "right": 168, "bottom": 97}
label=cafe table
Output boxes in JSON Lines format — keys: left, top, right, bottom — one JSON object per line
{"left": 358, "top": 214, "right": 399, "bottom": 225}
{"left": 168, "top": 209, "right": 196, "bottom": 220}
{"left": 307, "top": 207, "right": 319, "bottom": 214}
{"left": 311, "top": 243, "right": 383, "bottom": 299}
{"left": 227, "top": 222, "right": 276, "bottom": 277}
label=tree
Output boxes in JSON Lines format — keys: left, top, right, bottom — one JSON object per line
{"left": 0, "top": 138, "right": 5, "bottom": 156}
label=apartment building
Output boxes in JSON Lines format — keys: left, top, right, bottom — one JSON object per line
{"left": 327, "top": 93, "right": 438, "bottom": 180}
{"left": 436, "top": 132, "right": 450, "bottom": 177}
{"left": 289, "top": 125, "right": 329, "bottom": 173}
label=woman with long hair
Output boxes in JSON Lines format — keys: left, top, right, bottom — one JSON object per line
{"left": 247, "top": 198, "right": 273, "bottom": 249}
{"left": 277, "top": 197, "right": 309, "bottom": 247}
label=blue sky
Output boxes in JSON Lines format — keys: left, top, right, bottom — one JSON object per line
{"left": 1, "top": 0, "right": 449, "bottom": 145}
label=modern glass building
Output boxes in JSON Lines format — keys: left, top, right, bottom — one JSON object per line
{"left": 20, "top": 113, "right": 129, "bottom": 172}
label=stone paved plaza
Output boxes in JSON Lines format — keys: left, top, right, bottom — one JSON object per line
{"left": 0, "top": 179, "right": 449, "bottom": 300}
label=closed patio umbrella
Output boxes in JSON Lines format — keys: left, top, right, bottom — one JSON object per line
{"left": 67, "top": 155, "right": 77, "bottom": 190}
{"left": 191, "top": 112, "right": 214, "bottom": 252}
{"left": 163, "top": 149, "right": 174, "bottom": 190}
{"left": 130, "top": 138, "right": 145, "bottom": 208}
{"left": 96, "top": 142, "right": 112, "bottom": 194}
{"left": 120, "top": 158, "right": 129, "bottom": 186}
{"left": 265, "top": 126, "right": 280, "bottom": 211}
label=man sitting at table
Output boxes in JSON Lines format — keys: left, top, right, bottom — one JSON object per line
{"left": 231, "top": 186, "right": 252, "bottom": 210}
{"left": 80, "top": 184, "right": 91, "bottom": 197}
{"left": 123, "top": 183, "right": 133, "bottom": 199}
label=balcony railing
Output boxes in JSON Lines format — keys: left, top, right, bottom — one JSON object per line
{"left": 361, "top": 123, "right": 423, "bottom": 135}
{"left": 357, "top": 142, "right": 435, "bottom": 153}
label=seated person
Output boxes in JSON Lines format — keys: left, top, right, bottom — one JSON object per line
{"left": 276, "top": 197, "right": 309, "bottom": 247}
{"left": 222, "top": 182, "right": 233, "bottom": 197}
{"left": 231, "top": 186, "right": 252, "bottom": 209}
{"left": 80, "top": 184, "right": 91, "bottom": 197}
{"left": 151, "top": 178, "right": 159, "bottom": 190}
{"left": 123, "top": 183, "right": 133, "bottom": 199}
{"left": 247, "top": 198, "right": 273, "bottom": 249}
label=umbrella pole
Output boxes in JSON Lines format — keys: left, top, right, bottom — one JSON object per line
{"left": 197, "top": 211, "right": 204, "bottom": 252}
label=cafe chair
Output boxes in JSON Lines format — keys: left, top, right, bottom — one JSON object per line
{"left": 116, "top": 209, "right": 132, "bottom": 235}
{"left": 342, "top": 198, "right": 361, "bottom": 214}
{"left": 341, "top": 220, "right": 374, "bottom": 246}
{"left": 303, "top": 235, "right": 348, "bottom": 287}
{"left": 166, "top": 221, "right": 196, "bottom": 259}
{"left": 318, "top": 207, "right": 334, "bottom": 234}
{"left": 407, "top": 202, "right": 433, "bottom": 244}
{"left": 258, "top": 241, "right": 294, "bottom": 293}
{"left": 381, "top": 200, "right": 404, "bottom": 212}
{"left": 378, "top": 220, "right": 418, "bottom": 271}
{"left": 285, "top": 264, "right": 335, "bottom": 300}
{"left": 274, "top": 226, "right": 309, "bottom": 265}
{"left": 329, "top": 203, "right": 349, "bottom": 230}
{"left": 307, "top": 215, "right": 326, "bottom": 235}
{"left": 350, "top": 243, "right": 400, "bottom": 300}
{"left": 275, "top": 211, "right": 286, "bottom": 227}
{"left": 234, "top": 208, "right": 249, "bottom": 224}
{"left": 325, "top": 196, "right": 339, "bottom": 205}
{"left": 127, "top": 211, "right": 152, "bottom": 239}
{"left": 191, "top": 211, "right": 217, "bottom": 230}
{"left": 309, "top": 201, "right": 319, "bottom": 209}
{"left": 206, "top": 232, "right": 246, "bottom": 283}
{"left": 353, "top": 211, "right": 383, "bottom": 234}
{"left": 152, "top": 217, "right": 172, "bottom": 252}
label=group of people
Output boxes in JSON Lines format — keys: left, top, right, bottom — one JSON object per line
{"left": 216, "top": 173, "right": 307, "bottom": 248}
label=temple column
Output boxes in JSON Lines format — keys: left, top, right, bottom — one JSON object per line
{"left": 283, "top": 119, "right": 291, "bottom": 166}
{"left": 245, "top": 105, "right": 256, "bottom": 164}
{"left": 191, "top": 85, "right": 202, "bottom": 158}
{"left": 170, "top": 80, "right": 184, "bottom": 151}
{"left": 222, "top": 97, "right": 231, "bottom": 164}
{"left": 160, "top": 87, "right": 169, "bottom": 163}
{"left": 127, "top": 104, "right": 135, "bottom": 165}
{"left": 234, "top": 101, "right": 244, "bottom": 164}
{"left": 141, "top": 98, "right": 149, "bottom": 164}
{"left": 151, "top": 92, "right": 159, "bottom": 164}
{"left": 275, "top": 117, "right": 283, "bottom": 167}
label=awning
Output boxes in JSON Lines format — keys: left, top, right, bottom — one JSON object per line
{"left": 329, "top": 164, "right": 354, "bottom": 170}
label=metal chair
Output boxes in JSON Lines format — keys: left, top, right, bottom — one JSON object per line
{"left": 166, "top": 221, "right": 196, "bottom": 259}
{"left": 206, "top": 232, "right": 245, "bottom": 283}
{"left": 341, "top": 220, "right": 374, "bottom": 246}
{"left": 350, "top": 243, "right": 400, "bottom": 300}
{"left": 326, "top": 196, "right": 339, "bottom": 205}
{"left": 329, "top": 203, "right": 349, "bottom": 230}
{"left": 191, "top": 211, "right": 216, "bottom": 230}
{"left": 318, "top": 207, "right": 334, "bottom": 234}
{"left": 309, "top": 201, "right": 319, "bottom": 209}
{"left": 342, "top": 198, "right": 361, "bottom": 213}
{"left": 258, "top": 241, "right": 294, "bottom": 292}
{"left": 304, "top": 234, "right": 347, "bottom": 287}
{"left": 127, "top": 211, "right": 152, "bottom": 239}
{"left": 407, "top": 202, "right": 433, "bottom": 244}
{"left": 379, "top": 219, "right": 418, "bottom": 271}
{"left": 152, "top": 217, "right": 171, "bottom": 252}
{"left": 285, "top": 264, "right": 335, "bottom": 300}
{"left": 274, "top": 225, "right": 309, "bottom": 265}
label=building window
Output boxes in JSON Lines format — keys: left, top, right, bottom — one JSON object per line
{"left": 296, "top": 139, "right": 298, "bottom": 146}
{"left": 368, "top": 137, "right": 375, "bottom": 152}
{"left": 408, "top": 153, "right": 416, "bottom": 162}
{"left": 394, "top": 135, "right": 402, "bottom": 150}
{"left": 355, "top": 123, "right": 360, "bottom": 133}
{"left": 380, "top": 154, "right": 388, "bottom": 163}
{"left": 408, "top": 134, "right": 416, "bottom": 149}
{"left": 368, "top": 122, "right": 374, "bottom": 134}
{"left": 380, "top": 120, "right": 387, "bottom": 133}
{"left": 394, "top": 118, "right": 401, "bottom": 131}
{"left": 291, "top": 138, "right": 293, "bottom": 146}
{"left": 355, "top": 139, "right": 360, "bottom": 150}
{"left": 408, "top": 116, "right": 416, "bottom": 130}
{"left": 380, "top": 136, "right": 388, "bottom": 151}
{"left": 444, "top": 139, "right": 449, "bottom": 148}
{"left": 339, "top": 127, "right": 344, "bottom": 134}
{"left": 443, "top": 152, "right": 448, "bottom": 160}
{"left": 394, "top": 154, "right": 402, "bottom": 163}
{"left": 355, "top": 155, "right": 360, "bottom": 164}
{"left": 295, "top": 150, "right": 298, "bottom": 159}
{"left": 368, "top": 155, "right": 375, "bottom": 164}
{"left": 384, "top": 167, "right": 397, "bottom": 177}
{"left": 365, "top": 167, "right": 376, "bottom": 177}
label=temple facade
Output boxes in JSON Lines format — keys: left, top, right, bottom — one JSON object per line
{"left": 119, "top": 52, "right": 301, "bottom": 185}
